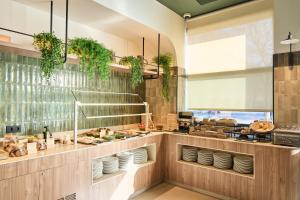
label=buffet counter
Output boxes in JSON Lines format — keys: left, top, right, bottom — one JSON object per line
{"left": 0, "top": 132, "right": 299, "bottom": 200}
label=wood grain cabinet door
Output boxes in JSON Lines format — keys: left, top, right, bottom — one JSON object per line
{"left": 0, "top": 173, "right": 39, "bottom": 200}
{"left": 39, "top": 161, "right": 91, "bottom": 200}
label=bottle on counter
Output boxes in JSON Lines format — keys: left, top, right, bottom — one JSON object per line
{"left": 43, "top": 126, "right": 55, "bottom": 148}
{"left": 43, "top": 126, "right": 49, "bottom": 142}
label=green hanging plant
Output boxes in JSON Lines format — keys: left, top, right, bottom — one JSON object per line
{"left": 119, "top": 56, "right": 144, "bottom": 88}
{"left": 153, "top": 53, "right": 172, "bottom": 101}
{"left": 68, "top": 38, "right": 112, "bottom": 80}
{"left": 33, "top": 32, "right": 64, "bottom": 79}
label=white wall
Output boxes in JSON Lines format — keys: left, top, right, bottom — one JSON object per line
{"left": 0, "top": 0, "right": 140, "bottom": 57}
{"left": 274, "top": 0, "right": 300, "bottom": 53}
{"left": 94, "top": 0, "right": 186, "bottom": 67}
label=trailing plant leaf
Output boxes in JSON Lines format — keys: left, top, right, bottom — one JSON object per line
{"left": 68, "top": 38, "right": 112, "bottom": 80}
{"left": 119, "top": 56, "right": 144, "bottom": 88}
{"left": 33, "top": 32, "right": 64, "bottom": 79}
{"left": 153, "top": 53, "right": 172, "bottom": 101}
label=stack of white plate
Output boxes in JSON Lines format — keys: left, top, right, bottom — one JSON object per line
{"left": 92, "top": 158, "right": 103, "bottom": 179}
{"left": 233, "top": 156, "right": 253, "bottom": 174}
{"left": 102, "top": 157, "right": 119, "bottom": 174}
{"left": 116, "top": 152, "right": 134, "bottom": 170}
{"left": 182, "top": 146, "right": 198, "bottom": 162}
{"left": 132, "top": 148, "right": 148, "bottom": 164}
{"left": 213, "top": 152, "right": 232, "bottom": 169}
{"left": 197, "top": 150, "right": 214, "bottom": 166}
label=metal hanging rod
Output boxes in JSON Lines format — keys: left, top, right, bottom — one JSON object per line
{"left": 85, "top": 113, "right": 152, "bottom": 120}
{"left": 72, "top": 90, "right": 140, "bottom": 96}
{"left": 79, "top": 103, "right": 146, "bottom": 107}
{"left": 63, "top": 0, "right": 68, "bottom": 63}
{"left": 0, "top": 27, "right": 33, "bottom": 37}
{"left": 50, "top": 0, "right": 53, "bottom": 33}
{"left": 144, "top": 33, "right": 161, "bottom": 80}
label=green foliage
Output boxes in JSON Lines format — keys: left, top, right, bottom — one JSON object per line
{"left": 68, "top": 38, "right": 112, "bottom": 80}
{"left": 153, "top": 53, "right": 172, "bottom": 101}
{"left": 33, "top": 32, "right": 64, "bottom": 79}
{"left": 119, "top": 56, "right": 144, "bottom": 88}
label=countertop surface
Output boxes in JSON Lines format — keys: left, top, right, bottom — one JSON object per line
{"left": 0, "top": 131, "right": 297, "bottom": 166}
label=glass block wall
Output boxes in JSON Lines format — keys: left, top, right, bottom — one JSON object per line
{"left": 0, "top": 50, "right": 145, "bottom": 137}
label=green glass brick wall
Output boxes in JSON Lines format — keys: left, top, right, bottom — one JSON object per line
{"left": 0, "top": 50, "right": 145, "bottom": 137}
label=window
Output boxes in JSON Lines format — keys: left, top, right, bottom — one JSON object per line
{"left": 186, "top": 17, "right": 273, "bottom": 115}
{"left": 192, "top": 110, "right": 273, "bottom": 125}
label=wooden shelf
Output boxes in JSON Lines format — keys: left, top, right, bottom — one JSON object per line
{"left": 177, "top": 160, "right": 254, "bottom": 179}
{"left": 92, "top": 160, "right": 156, "bottom": 185}
{"left": 110, "top": 63, "right": 159, "bottom": 75}
{"left": 0, "top": 41, "right": 161, "bottom": 76}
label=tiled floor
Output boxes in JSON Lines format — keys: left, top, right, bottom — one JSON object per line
{"left": 133, "top": 183, "right": 219, "bottom": 200}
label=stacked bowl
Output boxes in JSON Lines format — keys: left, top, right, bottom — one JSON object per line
{"left": 182, "top": 146, "right": 198, "bottom": 162}
{"left": 132, "top": 148, "right": 148, "bottom": 164}
{"left": 233, "top": 156, "right": 253, "bottom": 174}
{"left": 213, "top": 152, "right": 232, "bottom": 169}
{"left": 102, "top": 157, "right": 119, "bottom": 174}
{"left": 197, "top": 149, "right": 214, "bottom": 166}
{"left": 116, "top": 152, "right": 134, "bottom": 170}
{"left": 92, "top": 158, "right": 103, "bottom": 179}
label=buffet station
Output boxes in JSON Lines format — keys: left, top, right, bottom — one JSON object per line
{"left": 0, "top": 110, "right": 300, "bottom": 200}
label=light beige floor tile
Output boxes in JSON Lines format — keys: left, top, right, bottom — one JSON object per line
{"left": 133, "top": 183, "right": 219, "bottom": 200}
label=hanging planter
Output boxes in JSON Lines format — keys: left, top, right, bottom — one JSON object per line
{"left": 33, "top": 32, "right": 64, "bottom": 79}
{"left": 153, "top": 53, "right": 172, "bottom": 101}
{"left": 119, "top": 56, "right": 144, "bottom": 88}
{"left": 68, "top": 38, "right": 113, "bottom": 80}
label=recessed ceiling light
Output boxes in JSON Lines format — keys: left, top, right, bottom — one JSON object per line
{"left": 196, "top": 0, "right": 218, "bottom": 5}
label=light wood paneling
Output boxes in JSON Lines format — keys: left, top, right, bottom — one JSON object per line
{"left": 0, "top": 133, "right": 164, "bottom": 200}
{"left": 0, "top": 133, "right": 299, "bottom": 200}
{"left": 0, "top": 173, "right": 39, "bottom": 200}
{"left": 164, "top": 133, "right": 300, "bottom": 200}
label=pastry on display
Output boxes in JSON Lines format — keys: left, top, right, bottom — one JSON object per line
{"left": 250, "top": 121, "right": 274, "bottom": 133}
{"left": 3, "top": 135, "right": 17, "bottom": 152}
{"left": 8, "top": 143, "right": 28, "bottom": 157}
{"left": 37, "top": 139, "right": 47, "bottom": 150}
{"left": 78, "top": 136, "right": 95, "bottom": 144}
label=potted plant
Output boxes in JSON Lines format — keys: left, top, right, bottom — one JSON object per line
{"left": 33, "top": 32, "right": 64, "bottom": 79}
{"left": 153, "top": 53, "right": 172, "bottom": 101}
{"left": 68, "top": 38, "right": 113, "bottom": 80}
{"left": 119, "top": 56, "right": 144, "bottom": 88}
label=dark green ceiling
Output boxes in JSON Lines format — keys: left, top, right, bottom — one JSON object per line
{"left": 157, "top": 0, "right": 252, "bottom": 18}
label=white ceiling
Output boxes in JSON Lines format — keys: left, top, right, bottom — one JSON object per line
{"left": 14, "top": 0, "right": 175, "bottom": 58}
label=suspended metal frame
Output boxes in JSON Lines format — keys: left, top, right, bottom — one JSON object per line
{"left": 72, "top": 90, "right": 151, "bottom": 145}
{"left": 0, "top": 0, "right": 69, "bottom": 63}
{"left": 0, "top": 0, "right": 162, "bottom": 75}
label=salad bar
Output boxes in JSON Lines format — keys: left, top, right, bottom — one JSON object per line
{"left": 77, "top": 128, "right": 151, "bottom": 145}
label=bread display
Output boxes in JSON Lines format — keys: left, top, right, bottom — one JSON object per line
{"left": 3, "top": 135, "right": 17, "bottom": 153}
{"left": 250, "top": 121, "right": 274, "bottom": 133}
{"left": 78, "top": 136, "right": 95, "bottom": 144}
{"left": 8, "top": 143, "right": 28, "bottom": 157}
{"left": 216, "top": 118, "right": 238, "bottom": 127}
{"left": 37, "top": 139, "right": 47, "bottom": 151}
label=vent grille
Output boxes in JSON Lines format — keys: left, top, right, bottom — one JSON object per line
{"left": 65, "top": 193, "right": 76, "bottom": 200}
{"left": 196, "top": 0, "right": 218, "bottom": 5}
{"left": 57, "top": 193, "right": 76, "bottom": 200}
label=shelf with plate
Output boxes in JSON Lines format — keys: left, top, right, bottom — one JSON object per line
{"left": 92, "top": 144, "right": 156, "bottom": 185}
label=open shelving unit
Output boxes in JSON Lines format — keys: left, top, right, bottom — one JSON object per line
{"left": 92, "top": 144, "right": 156, "bottom": 185}
{"left": 177, "top": 144, "right": 255, "bottom": 179}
